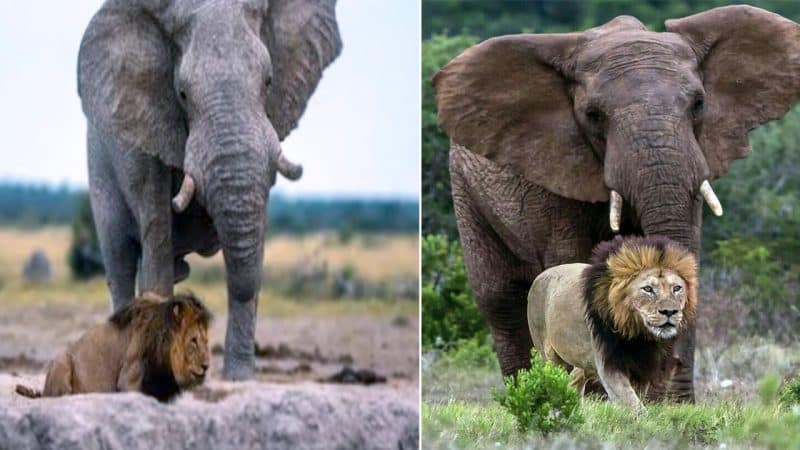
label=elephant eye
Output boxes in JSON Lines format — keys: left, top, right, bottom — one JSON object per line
{"left": 692, "top": 97, "right": 704, "bottom": 116}
{"left": 641, "top": 285, "right": 654, "bottom": 294}
{"left": 265, "top": 76, "right": 272, "bottom": 88}
{"left": 585, "top": 107, "right": 603, "bottom": 124}
{"left": 673, "top": 285, "right": 683, "bottom": 293}
{"left": 179, "top": 90, "right": 187, "bottom": 101}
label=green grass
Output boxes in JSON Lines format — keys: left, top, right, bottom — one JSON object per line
{"left": 423, "top": 400, "right": 800, "bottom": 449}
{"left": 422, "top": 338, "right": 800, "bottom": 449}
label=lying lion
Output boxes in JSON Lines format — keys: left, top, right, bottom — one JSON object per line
{"left": 527, "top": 235, "right": 697, "bottom": 410}
{"left": 16, "top": 293, "right": 212, "bottom": 402}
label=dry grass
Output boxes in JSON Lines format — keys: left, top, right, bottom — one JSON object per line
{"left": 0, "top": 226, "right": 419, "bottom": 317}
{"left": 189, "top": 232, "right": 418, "bottom": 281}
{"left": 0, "top": 227, "right": 72, "bottom": 279}
{"left": 0, "top": 227, "right": 418, "bottom": 282}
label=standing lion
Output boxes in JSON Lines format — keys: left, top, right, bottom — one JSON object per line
{"left": 527, "top": 236, "right": 697, "bottom": 410}
{"left": 16, "top": 293, "right": 212, "bottom": 402}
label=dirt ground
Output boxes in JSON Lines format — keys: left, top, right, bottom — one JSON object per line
{"left": 0, "top": 300, "right": 419, "bottom": 403}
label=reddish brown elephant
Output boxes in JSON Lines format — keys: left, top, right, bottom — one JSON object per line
{"left": 433, "top": 5, "right": 800, "bottom": 402}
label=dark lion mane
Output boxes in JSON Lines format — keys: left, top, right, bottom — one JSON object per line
{"left": 109, "top": 292, "right": 212, "bottom": 402}
{"left": 582, "top": 235, "right": 698, "bottom": 388}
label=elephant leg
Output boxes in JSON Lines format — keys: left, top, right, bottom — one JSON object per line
{"left": 174, "top": 258, "right": 190, "bottom": 284}
{"left": 451, "top": 180, "right": 537, "bottom": 376}
{"left": 90, "top": 182, "right": 139, "bottom": 312}
{"left": 134, "top": 156, "right": 174, "bottom": 298}
{"left": 646, "top": 327, "right": 695, "bottom": 403}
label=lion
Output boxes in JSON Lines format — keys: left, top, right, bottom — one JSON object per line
{"left": 527, "top": 235, "right": 697, "bottom": 410}
{"left": 15, "top": 293, "right": 212, "bottom": 402}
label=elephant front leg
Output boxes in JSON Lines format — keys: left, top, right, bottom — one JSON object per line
{"left": 647, "top": 328, "right": 695, "bottom": 403}
{"left": 136, "top": 157, "right": 174, "bottom": 298}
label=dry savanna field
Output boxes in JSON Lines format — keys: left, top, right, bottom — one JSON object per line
{"left": 0, "top": 226, "right": 419, "bottom": 395}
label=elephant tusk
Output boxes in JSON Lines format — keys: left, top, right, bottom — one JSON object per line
{"left": 609, "top": 190, "right": 622, "bottom": 233}
{"left": 699, "top": 180, "right": 723, "bottom": 216}
{"left": 277, "top": 153, "right": 303, "bottom": 181}
{"left": 172, "top": 174, "right": 195, "bottom": 213}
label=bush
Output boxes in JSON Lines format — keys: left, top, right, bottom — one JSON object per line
{"left": 493, "top": 350, "right": 583, "bottom": 435}
{"left": 757, "top": 372, "right": 781, "bottom": 406}
{"left": 67, "top": 193, "right": 105, "bottom": 280}
{"left": 421, "top": 234, "right": 487, "bottom": 349}
{"left": 438, "top": 336, "right": 497, "bottom": 369}
{"left": 421, "top": 35, "right": 477, "bottom": 239}
{"left": 780, "top": 374, "right": 800, "bottom": 408}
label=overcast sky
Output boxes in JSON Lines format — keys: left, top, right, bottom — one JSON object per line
{"left": 0, "top": 1, "right": 420, "bottom": 199}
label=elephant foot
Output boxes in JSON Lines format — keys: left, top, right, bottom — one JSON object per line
{"left": 174, "top": 258, "right": 190, "bottom": 284}
{"left": 222, "top": 357, "right": 255, "bottom": 381}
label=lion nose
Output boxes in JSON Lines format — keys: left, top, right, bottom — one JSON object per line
{"left": 659, "top": 309, "right": 678, "bottom": 317}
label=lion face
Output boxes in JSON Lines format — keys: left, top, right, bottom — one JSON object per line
{"left": 588, "top": 236, "right": 698, "bottom": 341}
{"left": 169, "top": 307, "right": 211, "bottom": 388}
{"left": 625, "top": 268, "right": 688, "bottom": 340}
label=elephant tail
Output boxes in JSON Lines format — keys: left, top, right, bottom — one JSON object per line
{"left": 15, "top": 384, "right": 41, "bottom": 398}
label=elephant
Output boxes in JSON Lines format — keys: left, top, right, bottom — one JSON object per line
{"left": 433, "top": 5, "right": 800, "bottom": 402}
{"left": 78, "top": 0, "right": 341, "bottom": 380}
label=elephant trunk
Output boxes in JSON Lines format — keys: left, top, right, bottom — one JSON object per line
{"left": 605, "top": 118, "right": 708, "bottom": 403}
{"left": 630, "top": 169, "right": 702, "bottom": 404}
{"left": 183, "top": 91, "right": 274, "bottom": 379}
{"left": 207, "top": 156, "right": 268, "bottom": 381}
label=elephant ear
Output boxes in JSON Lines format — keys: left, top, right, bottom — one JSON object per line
{"left": 262, "top": 0, "right": 342, "bottom": 141}
{"left": 433, "top": 33, "right": 608, "bottom": 203}
{"left": 667, "top": 6, "right": 800, "bottom": 179}
{"left": 77, "top": 2, "right": 185, "bottom": 168}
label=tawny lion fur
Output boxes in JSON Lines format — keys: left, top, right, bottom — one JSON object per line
{"left": 15, "top": 293, "right": 212, "bottom": 402}
{"left": 527, "top": 235, "right": 697, "bottom": 410}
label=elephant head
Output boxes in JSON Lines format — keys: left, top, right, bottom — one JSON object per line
{"left": 78, "top": 0, "right": 341, "bottom": 378}
{"left": 434, "top": 5, "right": 800, "bottom": 251}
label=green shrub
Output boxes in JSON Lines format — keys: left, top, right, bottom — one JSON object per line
{"left": 757, "top": 372, "right": 781, "bottom": 406}
{"left": 421, "top": 35, "right": 477, "bottom": 239}
{"left": 780, "top": 374, "right": 800, "bottom": 407}
{"left": 438, "top": 336, "right": 497, "bottom": 369}
{"left": 493, "top": 350, "right": 583, "bottom": 435}
{"left": 421, "top": 234, "right": 487, "bottom": 349}
{"left": 67, "top": 193, "right": 105, "bottom": 280}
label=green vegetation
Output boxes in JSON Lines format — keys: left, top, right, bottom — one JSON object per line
{"left": 493, "top": 351, "right": 582, "bottom": 434}
{"left": 0, "top": 183, "right": 78, "bottom": 226}
{"left": 68, "top": 194, "right": 104, "bottom": 280}
{"left": 780, "top": 374, "right": 800, "bottom": 408}
{"left": 423, "top": 337, "right": 800, "bottom": 448}
{"left": 422, "top": 0, "right": 800, "bottom": 39}
{"left": 421, "top": 234, "right": 486, "bottom": 349}
{"left": 268, "top": 195, "right": 418, "bottom": 234}
{"left": 424, "top": 398, "right": 800, "bottom": 449}
{"left": 421, "top": 35, "right": 476, "bottom": 240}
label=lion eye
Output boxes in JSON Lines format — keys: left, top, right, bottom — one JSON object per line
{"left": 673, "top": 285, "right": 682, "bottom": 293}
{"left": 641, "top": 286, "right": 654, "bottom": 294}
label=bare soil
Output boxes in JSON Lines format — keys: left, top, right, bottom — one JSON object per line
{"left": 0, "top": 301, "right": 418, "bottom": 401}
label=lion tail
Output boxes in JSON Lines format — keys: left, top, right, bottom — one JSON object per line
{"left": 14, "top": 384, "right": 41, "bottom": 398}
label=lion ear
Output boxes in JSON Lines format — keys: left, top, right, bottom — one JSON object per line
{"left": 172, "top": 303, "right": 182, "bottom": 319}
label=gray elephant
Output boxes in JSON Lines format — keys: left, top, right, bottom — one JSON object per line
{"left": 78, "top": 0, "right": 341, "bottom": 380}
{"left": 433, "top": 5, "right": 800, "bottom": 401}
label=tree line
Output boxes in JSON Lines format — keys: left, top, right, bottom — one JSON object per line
{"left": 0, "top": 183, "right": 418, "bottom": 234}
